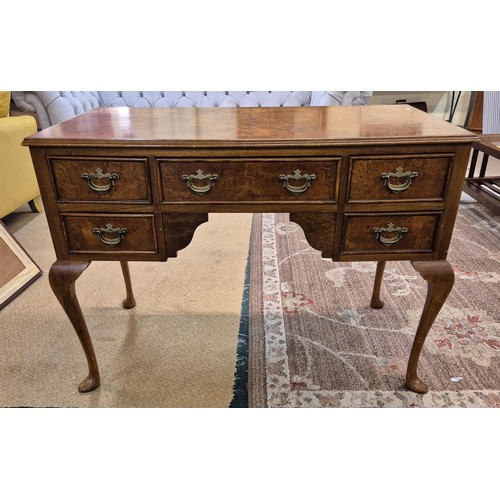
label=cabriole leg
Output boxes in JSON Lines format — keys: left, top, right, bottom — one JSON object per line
{"left": 407, "top": 260, "right": 455, "bottom": 394}
{"left": 120, "top": 261, "right": 136, "bottom": 309}
{"left": 49, "top": 260, "right": 100, "bottom": 393}
{"left": 370, "top": 260, "right": 386, "bottom": 309}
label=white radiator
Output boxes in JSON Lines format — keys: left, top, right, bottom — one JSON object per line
{"left": 483, "top": 91, "right": 500, "bottom": 133}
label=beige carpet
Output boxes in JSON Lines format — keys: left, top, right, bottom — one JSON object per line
{"left": 0, "top": 208, "right": 252, "bottom": 407}
{"left": 249, "top": 199, "right": 500, "bottom": 407}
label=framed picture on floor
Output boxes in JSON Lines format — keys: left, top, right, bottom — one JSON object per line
{"left": 0, "top": 220, "right": 42, "bottom": 310}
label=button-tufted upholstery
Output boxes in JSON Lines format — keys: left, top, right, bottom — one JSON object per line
{"left": 98, "top": 91, "right": 316, "bottom": 108}
{"left": 13, "top": 91, "right": 100, "bottom": 130}
{"left": 12, "top": 91, "right": 372, "bottom": 130}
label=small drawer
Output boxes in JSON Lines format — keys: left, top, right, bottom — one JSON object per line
{"left": 347, "top": 154, "right": 453, "bottom": 202}
{"left": 342, "top": 213, "right": 440, "bottom": 254}
{"left": 158, "top": 158, "right": 338, "bottom": 202}
{"left": 49, "top": 157, "right": 151, "bottom": 202}
{"left": 62, "top": 214, "right": 158, "bottom": 254}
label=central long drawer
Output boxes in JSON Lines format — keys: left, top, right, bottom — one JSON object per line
{"left": 158, "top": 158, "right": 339, "bottom": 202}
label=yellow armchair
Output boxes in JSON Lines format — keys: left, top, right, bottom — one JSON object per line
{"left": 0, "top": 91, "right": 42, "bottom": 218}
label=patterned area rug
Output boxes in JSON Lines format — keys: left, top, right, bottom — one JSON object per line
{"left": 248, "top": 199, "right": 500, "bottom": 407}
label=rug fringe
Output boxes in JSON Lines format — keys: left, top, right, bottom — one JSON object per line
{"left": 229, "top": 255, "right": 250, "bottom": 408}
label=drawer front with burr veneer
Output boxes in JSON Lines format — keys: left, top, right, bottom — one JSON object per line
{"left": 158, "top": 158, "right": 339, "bottom": 203}
{"left": 62, "top": 214, "right": 159, "bottom": 255}
{"left": 342, "top": 213, "right": 441, "bottom": 255}
{"left": 49, "top": 157, "right": 152, "bottom": 203}
{"left": 347, "top": 154, "right": 453, "bottom": 203}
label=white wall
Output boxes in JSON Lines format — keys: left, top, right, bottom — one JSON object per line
{"left": 369, "top": 91, "right": 472, "bottom": 126}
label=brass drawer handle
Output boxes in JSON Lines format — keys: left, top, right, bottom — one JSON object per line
{"left": 279, "top": 169, "right": 316, "bottom": 195}
{"left": 380, "top": 166, "right": 418, "bottom": 193}
{"left": 81, "top": 168, "right": 120, "bottom": 194}
{"left": 92, "top": 223, "right": 127, "bottom": 247}
{"left": 182, "top": 169, "right": 219, "bottom": 195}
{"left": 372, "top": 223, "right": 408, "bottom": 247}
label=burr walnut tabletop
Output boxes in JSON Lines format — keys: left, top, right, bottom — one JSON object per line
{"left": 24, "top": 105, "right": 477, "bottom": 395}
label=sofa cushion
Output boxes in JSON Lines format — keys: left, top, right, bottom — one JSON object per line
{"left": 0, "top": 91, "right": 11, "bottom": 118}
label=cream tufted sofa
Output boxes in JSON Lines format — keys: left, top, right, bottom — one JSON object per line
{"left": 12, "top": 91, "right": 373, "bottom": 130}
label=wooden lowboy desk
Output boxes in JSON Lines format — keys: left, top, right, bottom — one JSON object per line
{"left": 24, "top": 105, "right": 477, "bottom": 395}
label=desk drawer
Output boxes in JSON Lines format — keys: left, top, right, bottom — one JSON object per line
{"left": 347, "top": 155, "right": 453, "bottom": 203}
{"left": 342, "top": 213, "right": 440, "bottom": 254}
{"left": 49, "top": 157, "right": 151, "bottom": 203}
{"left": 62, "top": 214, "right": 158, "bottom": 254}
{"left": 158, "top": 158, "right": 338, "bottom": 202}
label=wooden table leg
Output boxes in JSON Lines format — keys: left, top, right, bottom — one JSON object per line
{"left": 49, "top": 259, "right": 100, "bottom": 393}
{"left": 370, "top": 260, "right": 386, "bottom": 309}
{"left": 467, "top": 148, "right": 479, "bottom": 177}
{"left": 407, "top": 260, "right": 455, "bottom": 394}
{"left": 120, "top": 261, "right": 136, "bottom": 309}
